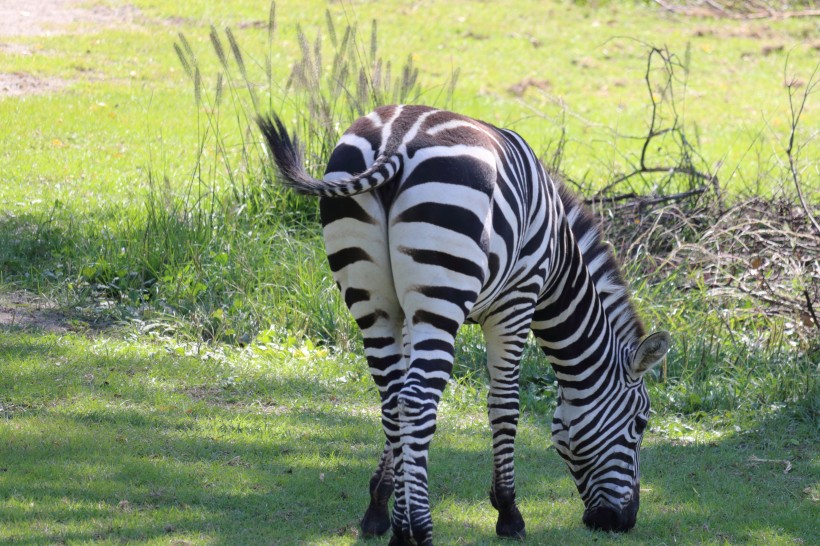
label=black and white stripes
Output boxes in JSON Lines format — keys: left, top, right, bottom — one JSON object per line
{"left": 258, "top": 105, "right": 669, "bottom": 545}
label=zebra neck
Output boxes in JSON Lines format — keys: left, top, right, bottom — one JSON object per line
{"left": 531, "top": 235, "right": 631, "bottom": 403}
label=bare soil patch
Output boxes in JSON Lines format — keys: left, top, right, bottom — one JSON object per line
{"left": 0, "top": 291, "right": 69, "bottom": 333}
{"left": 0, "top": 0, "right": 140, "bottom": 97}
{"left": 0, "top": 0, "right": 140, "bottom": 37}
{"left": 0, "top": 71, "right": 67, "bottom": 97}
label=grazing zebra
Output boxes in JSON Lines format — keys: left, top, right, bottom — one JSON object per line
{"left": 258, "top": 105, "right": 670, "bottom": 545}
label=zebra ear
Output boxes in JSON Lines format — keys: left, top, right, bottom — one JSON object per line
{"left": 630, "top": 332, "right": 671, "bottom": 377}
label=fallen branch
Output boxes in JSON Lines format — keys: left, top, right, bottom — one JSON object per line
{"left": 588, "top": 186, "right": 707, "bottom": 207}
{"left": 747, "top": 455, "right": 793, "bottom": 474}
{"left": 595, "top": 167, "right": 715, "bottom": 198}
{"left": 596, "top": 193, "right": 819, "bottom": 341}
{"left": 653, "top": 0, "right": 820, "bottom": 19}
{"left": 805, "top": 289, "right": 820, "bottom": 331}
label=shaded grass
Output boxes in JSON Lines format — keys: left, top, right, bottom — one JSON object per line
{"left": 0, "top": 199, "right": 354, "bottom": 346}
{"left": 0, "top": 330, "right": 816, "bottom": 545}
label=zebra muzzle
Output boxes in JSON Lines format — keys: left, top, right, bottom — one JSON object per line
{"left": 582, "top": 487, "right": 639, "bottom": 533}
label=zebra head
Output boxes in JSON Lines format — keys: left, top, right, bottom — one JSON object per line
{"left": 551, "top": 331, "right": 670, "bottom": 532}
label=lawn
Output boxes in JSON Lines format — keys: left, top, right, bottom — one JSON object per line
{"left": 1, "top": 330, "right": 816, "bottom": 545}
{"left": 0, "top": 1, "right": 817, "bottom": 544}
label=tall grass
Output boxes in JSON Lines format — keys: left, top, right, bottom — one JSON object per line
{"left": 28, "top": 3, "right": 456, "bottom": 347}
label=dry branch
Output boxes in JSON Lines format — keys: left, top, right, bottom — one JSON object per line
{"left": 783, "top": 57, "right": 820, "bottom": 236}
{"left": 590, "top": 46, "right": 721, "bottom": 213}
{"left": 578, "top": 46, "right": 820, "bottom": 340}
{"left": 598, "top": 195, "right": 819, "bottom": 339}
{"left": 654, "top": 0, "right": 820, "bottom": 19}
{"left": 747, "top": 455, "right": 793, "bottom": 474}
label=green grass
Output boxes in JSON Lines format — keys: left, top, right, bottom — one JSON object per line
{"left": 0, "top": 0, "right": 817, "bottom": 544}
{"left": 1, "top": 330, "right": 816, "bottom": 545}
{"left": 2, "top": 0, "right": 818, "bottom": 205}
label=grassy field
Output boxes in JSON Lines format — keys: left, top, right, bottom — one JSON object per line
{"left": 1, "top": 330, "right": 816, "bottom": 545}
{"left": 0, "top": 0, "right": 818, "bottom": 544}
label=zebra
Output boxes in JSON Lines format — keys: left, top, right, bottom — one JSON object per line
{"left": 257, "top": 104, "right": 670, "bottom": 545}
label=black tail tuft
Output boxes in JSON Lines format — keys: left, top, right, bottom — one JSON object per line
{"left": 257, "top": 112, "right": 400, "bottom": 198}
{"left": 256, "top": 114, "right": 323, "bottom": 194}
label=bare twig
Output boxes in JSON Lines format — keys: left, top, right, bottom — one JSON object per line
{"left": 805, "top": 289, "right": 820, "bottom": 331}
{"left": 747, "top": 455, "right": 792, "bottom": 474}
{"left": 704, "top": 0, "right": 731, "bottom": 17}
{"left": 783, "top": 55, "right": 820, "bottom": 236}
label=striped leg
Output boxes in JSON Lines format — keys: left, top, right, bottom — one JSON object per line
{"left": 318, "top": 194, "right": 406, "bottom": 538}
{"left": 387, "top": 327, "right": 457, "bottom": 546}
{"left": 385, "top": 189, "right": 487, "bottom": 544}
{"left": 483, "top": 304, "right": 533, "bottom": 539}
{"left": 361, "top": 322, "right": 411, "bottom": 536}
{"left": 361, "top": 440, "right": 394, "bottom": 537}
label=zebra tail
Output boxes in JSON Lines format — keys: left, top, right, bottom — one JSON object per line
{"left": 257, "top": 113, "right": 399, "bottom": 198}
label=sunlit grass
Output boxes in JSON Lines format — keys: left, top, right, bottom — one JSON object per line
{"left": 1, "top": 1, "right": 817, "bottom": 206}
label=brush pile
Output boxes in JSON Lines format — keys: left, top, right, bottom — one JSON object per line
{"left": 597, "top": 190, "right": 819, "bottom": 340}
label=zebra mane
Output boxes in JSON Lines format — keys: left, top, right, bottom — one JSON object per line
{"left": 556, "top": 181, "right": 646, "bottom": 348}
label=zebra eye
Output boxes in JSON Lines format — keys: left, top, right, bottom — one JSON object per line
{"left": 635, "top": 416, "right": 648, "bottom": 434}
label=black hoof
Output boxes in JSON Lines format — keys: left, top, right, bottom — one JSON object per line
{"left": 388, "top": 533, "right": 433, "bottom": 546}
{"left": 360, "top": 503, "right": 391, "bottom": 537}
{"left": 497, "top": 523, "right": 526, "bottom": 540}
{"left": 496, "top": 505, "right": 526, "bottom": 540}
{"left": 491, "top": 488, "right": 525, "bottom": 540}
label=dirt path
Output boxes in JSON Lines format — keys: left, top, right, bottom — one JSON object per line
{"left": 0, "top": 0, "right": 138, "bottom": 37}
{"left": 0, "top": 0, "right": 139, "bottom": 97}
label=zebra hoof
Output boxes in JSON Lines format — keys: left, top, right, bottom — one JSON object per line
{"left": 491, "top": 489, "right": 525, "bottom": 540}
{"left": 360, "top": 503, "right": 391, "bottom": 537}
{"left": 496, "top": 505, "right": 526, "bottom": 540}
{"left": 388, "top": 533, "right": 433, "bottom": 546}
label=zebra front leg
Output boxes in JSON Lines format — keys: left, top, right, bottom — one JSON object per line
{"left": 361, "top": 440, "right": 394, "bottom": 537}
{"left": 484, "top": 322, "right": 530, "bottom": 540}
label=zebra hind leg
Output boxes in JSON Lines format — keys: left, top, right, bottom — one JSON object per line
{"left": 360, "top": 440, "right": 394, "bottom": 537}
{"left": 483, "top": 322, "right": 530, "bottom": 540}
{"left": 361, "top": 320, "right": 410, "bottom": 537}
{"left": 387, "top": 331, "right": 458, "bottom": 545}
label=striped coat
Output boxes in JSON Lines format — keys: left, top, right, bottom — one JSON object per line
{"left": 258, "top": 105, "right": 669, "bottom": 545}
